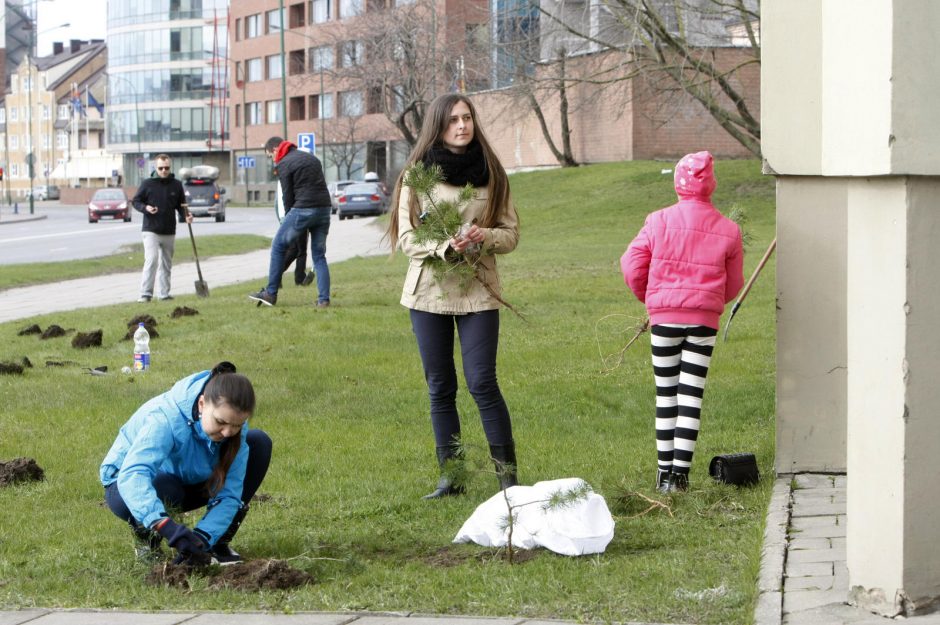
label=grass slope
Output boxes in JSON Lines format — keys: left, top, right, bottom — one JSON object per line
{"left": 0, "top": 160, "right": 776, "bottom": 624}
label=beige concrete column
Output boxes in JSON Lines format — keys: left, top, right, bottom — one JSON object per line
{"left": 764, "top": 0, "right": 940, "bottom": 615}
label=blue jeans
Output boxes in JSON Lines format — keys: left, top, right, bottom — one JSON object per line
{"left": 104, "top": 429, "right": 272, "bottom": 530}
{"left": 267, "top": 207, "right": 331, "bottom": 303}
{"left": 409, "top": 309, "right": 513, "bottom": 447}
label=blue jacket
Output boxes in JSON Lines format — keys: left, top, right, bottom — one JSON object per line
{"left": 99, "top": 370, "right": 249, "bottom": 546}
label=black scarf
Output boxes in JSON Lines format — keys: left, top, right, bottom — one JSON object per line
{"left": 422, "top": 141, "right": 490, "bottom": 188}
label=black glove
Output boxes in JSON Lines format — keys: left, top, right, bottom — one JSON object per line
{"left": 155, "top": 518, "right": 211, "bottom": 565}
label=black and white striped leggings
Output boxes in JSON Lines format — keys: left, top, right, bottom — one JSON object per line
{"left": 651, "top": 324, "right": 717, "bottom": 475}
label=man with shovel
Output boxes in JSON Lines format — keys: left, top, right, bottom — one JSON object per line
{"left": 249, "top": 136, "right": 332, "bottom": 308}
{"left": 133, "top": 154, "right": 192, "bottom": 302}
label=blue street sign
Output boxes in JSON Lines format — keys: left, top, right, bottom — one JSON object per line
{"left": 297, "top": 132, "right": 316, "bottom": 155}
{"left": 237, "top": 156, "right": 256, "bottom": 169}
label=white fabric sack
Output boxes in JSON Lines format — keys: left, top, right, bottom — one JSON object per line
{"left": 453, "top": 477, "right": 615, "bottom": 556}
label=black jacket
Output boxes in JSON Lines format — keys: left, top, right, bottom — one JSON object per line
{"left": 132, "top": 174, "right": 186, "bottom": 235}
{"left": 274, "top": 143, "right": 331, "bottom": 211}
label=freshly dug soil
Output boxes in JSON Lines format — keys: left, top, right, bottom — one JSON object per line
{"left": 18, "top": 324, "right": 41, "bottom": 336}
{"left": 128, "top": 314, "right": 158, "bottom": 327}
{"left": 40, "top": 325, "right": 67, "bottom": 339}
{"left": 0, "top": 361, "right": 24, "bottom": 375}
{"left": 0, "top": 458, "right": 45, "bottom": 487}
{"left": 146, "top": 558, "right": 313, "bottom": 591}
{"left": 21, "top": 356, "right": 33, "bottom": 368}
{"left": 123, "top": 325, "right": 159, "bottom": 340}
{"left": 72, "top": 330, "right": 103, "bottom": 349}
{"left": 171, "top": 306, "right": 199, "bottom": 318}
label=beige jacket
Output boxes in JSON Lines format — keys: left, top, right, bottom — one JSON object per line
{"left": 397, "top": 183, "right": 519, "bottom": 314}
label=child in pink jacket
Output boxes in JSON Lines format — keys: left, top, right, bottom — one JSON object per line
{"left": 621, "top": 151, "right": 744, "bottom": 493}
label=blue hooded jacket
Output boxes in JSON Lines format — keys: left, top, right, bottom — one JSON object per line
{"left": 99, "top": 370, "right": 250, "bottom": 545}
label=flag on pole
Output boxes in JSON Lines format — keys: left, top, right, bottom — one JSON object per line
{"left": 87, "top": 91, "right": 104, "bottom": 115}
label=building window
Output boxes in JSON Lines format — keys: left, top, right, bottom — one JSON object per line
{"left": 246, "top": 14, "right": 262, "bottom": 38}
{"left": 309, "top": 45, "right": 334, "bottom": 71}
{"left": 289, "top": 96, "right": 305, "bottom": 121}
{"left": 247, "top": 102, "right": 263, "bottom": 125}
{"left": 10, "top": 136, "right": 18, "bottom": 149}
{"left": 317, "top": 93, "right": 334, "bottom": 119}
{"left": 22, "top": 76, "right": 32, "bottom": 92}
{"left": 266, "top": 8, "right": 282, "bottom": 34}
{"left": 234, "top": 104, "right": 241, "bottom": 127}
{"left": 10, "top": 107, "right": 17, "bottom": 122}
{"left": 266, "top": 55, "right": 283, "bottom": 80}
{"left": 267, "top": 100, "right": 283, "bottom": 123}
{"left": 0, "top": 108, "right": 5, "bottom": 124}
{"left": 235, "top": 18, "right": 242, "bottom": 41}
{"left": 247, "top": 58, "right": 263, "bottom": 82}
{"left": 340, "top": 40, "right": 363, "bottom": 67}
{"left": 339, "top": 90, "right": 363, "bottom": 117}
{"left": 289, "top": 49, "right": 305, "bottom": 75}
{"left": 42, "top": 105, "right": 50, "bottom": 120}
{"left": 57, "top": 105, "right": 69, "bottom": 119}
{"left": 339, "top": 0, "right": 362, "bottom": 19}
{"left": 57, "top": 132, "right": 68, "bottom": 149}
{"left": 311, "top": 0, "right": 331, "bottom": 23}
{"left": 289, "top": 2, "right": 305, "bottom": 28}
{"left": 11, "top": 164, "right": 18, "bottom": 177}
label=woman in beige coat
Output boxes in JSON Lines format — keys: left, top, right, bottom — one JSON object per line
{"left": 388, "top": 93, "right": 520, "bottom": 499}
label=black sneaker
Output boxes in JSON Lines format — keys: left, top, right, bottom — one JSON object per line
{"left": 211, "top": 542, "right": 243, "bottom": 565}
{"left": 248, "top": 289, "right": 276, "bottom": 307}
{"left": 667, "top": 472, "right": 689, "bottom": 493}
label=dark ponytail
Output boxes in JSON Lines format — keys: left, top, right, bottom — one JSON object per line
{"left": 203, "top": 363, "right": 255, "bottom": 496}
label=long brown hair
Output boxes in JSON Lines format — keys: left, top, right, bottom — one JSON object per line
{"left": 387, "top": 93, "right": 511, "bottom": 248}
{"left": 202, "top": 366, "right": 255, "bottom": 496}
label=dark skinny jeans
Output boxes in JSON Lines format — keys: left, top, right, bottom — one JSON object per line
{"left": 410, "top": 309, "right": 513, "bottom": 448}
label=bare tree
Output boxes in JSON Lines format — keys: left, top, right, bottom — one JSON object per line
{"left": 325, "top": 115, "right": 367, "bottom": 180}
{"left": 323, "top": 0, "right": 489, "bottom": 147}
{"left": 539, "top": 0, "right": 761, "bottom": 157}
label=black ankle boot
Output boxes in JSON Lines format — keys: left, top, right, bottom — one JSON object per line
{"left": 489, "top": 441, "right": 518, "bottom": 490}
{"left": 423, "top": 444, "right": 466, "bottom": 500}
{"left": 667, "top": 472, "right": 689, "bottom": 493}
{"left": 211, "top": 504, "right": 249, "bottom": 565}
{"left": 656, "top": 469, "right": 671, "bottom": 493}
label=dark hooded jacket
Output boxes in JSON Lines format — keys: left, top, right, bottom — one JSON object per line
{"left": 132, "top": 172, "right": 187, "bottom": 235}
{"left": 273, "top": 141, "right": 331, "bottom": 212}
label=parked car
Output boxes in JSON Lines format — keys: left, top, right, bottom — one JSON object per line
{"left": 88, "top": 188, "right": 131, "bottom": 223}
{"left": 336, "top": 183, "right": 388, "bottom": 220}
{"left": 180, "top": 165, "right": 226, "bottom": 222}
{"left": 29, "top": 185, "right": 61, "bottom": 201}
{"left": 328, "top": 180, "right": 356, "bottom": 214}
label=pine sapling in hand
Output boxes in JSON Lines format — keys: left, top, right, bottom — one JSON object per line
{"left": 404, "top": 162, "right": 525, "bottom": 319}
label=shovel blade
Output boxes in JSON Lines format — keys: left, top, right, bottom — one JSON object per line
{"left": 195, "top": 280, "right": 210, "bottom": 298}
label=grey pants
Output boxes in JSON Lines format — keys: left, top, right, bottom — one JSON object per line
{"left": 140, "top": 232, "right": 176, "bottom": 299}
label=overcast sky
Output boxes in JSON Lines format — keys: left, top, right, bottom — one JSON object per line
{"left": 35, "top": 0, "right": 107, "bottom": 56}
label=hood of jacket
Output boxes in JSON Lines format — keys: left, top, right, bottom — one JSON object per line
{"left": 273, "top": 141, "right": 297, "bottom": 164}
{"left": 674, "top": 151, "right": 716, "bottom": 200}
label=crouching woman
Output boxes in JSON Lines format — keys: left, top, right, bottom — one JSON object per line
{"left": 100, "top": 362, "right": 272, "bottom": 565}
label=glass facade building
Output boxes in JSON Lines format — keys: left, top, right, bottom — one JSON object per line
{"left": 107, "top": 0, "right": 230, "bottom": 185}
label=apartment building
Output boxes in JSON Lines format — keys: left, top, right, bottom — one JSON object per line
{"left": 228, "top": 0, "right": 489, "bottom": 204}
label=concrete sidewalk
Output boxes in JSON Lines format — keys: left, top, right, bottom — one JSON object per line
{"left": 0, "top": 216, "right": 388, "bottom": 324}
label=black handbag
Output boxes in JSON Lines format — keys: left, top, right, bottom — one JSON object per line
{"left": 709, "top": 453, "right": 759, "bottom": 486}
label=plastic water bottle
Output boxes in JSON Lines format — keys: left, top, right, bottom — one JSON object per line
{"left": 133, "top": 323, "right": 151, "bottom": 372}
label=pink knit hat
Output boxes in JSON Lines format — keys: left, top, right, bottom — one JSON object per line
{"left": 674, "top": 151, "right": 716, "bottom": 199}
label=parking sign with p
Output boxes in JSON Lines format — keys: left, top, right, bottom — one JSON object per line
{"left": 297, "top": 132, "right": 316, "bottom": 155}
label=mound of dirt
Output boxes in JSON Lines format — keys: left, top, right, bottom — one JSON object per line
{"left": 171, "top": 306, "right": 199, "bottom": 318}
{"left": 146, "top": 558, "right": 313, "bottom": 591}
{"left": 40, "top": 325, "right": 68, "bottom": 339}
{"left": 128, "top": 314, "right": 158, "bottom": 327}
{"left": 22, "top": 356, "right": 33, "bottom": 368}
{"left": 72, "top": 330, "right": 103, "bottom": 349}
{"left": 0, "top": 458, "right": 45, "bottom": 487}
{"left": 0, "top": 361, "right": 24, "bottom": 375}
{"left": 18, "top": 324, "right": 41, "bottom": 336}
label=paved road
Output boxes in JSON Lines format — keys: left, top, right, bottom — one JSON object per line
{"left": 0, "top": 203, "right": 283, "bottom": 265}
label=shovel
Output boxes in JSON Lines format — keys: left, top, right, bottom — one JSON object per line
{"left": 723, "top": 237, "right": 776, "bottom": 341}
{"left": 183, "top": 205, "right": 210, "bottom": 298}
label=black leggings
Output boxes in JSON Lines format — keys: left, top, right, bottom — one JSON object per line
{"left": 105, "top": 429, "right": 272, "bottom": 530}
{"left": 410, "top": 309, "right": 513, "bottom": 447}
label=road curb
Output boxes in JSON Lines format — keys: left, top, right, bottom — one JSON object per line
{"left": 754, "top": 476, "right": 792, "bottom": 625}
{"left": 0, "top": 213, "right": 48, "bottom": 225}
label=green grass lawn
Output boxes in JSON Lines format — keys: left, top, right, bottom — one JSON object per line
{"left": 0, "top": 160, "right": 776, "bottom": 624}
{"left": 0, "top": 235, "right": 273, "bottom": 291}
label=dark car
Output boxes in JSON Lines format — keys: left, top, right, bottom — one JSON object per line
{"left": 183, "top": 179, "right": 226, "bottom": 222}
{"left": 180, "top": 165, "right": 226, "bottom": 222}
{"left": 328, "top": 180, "right": 356, "bottom": 214}
{"left": 30, "top": 185, "right": 61, "bottom": 201}
{"left": 336, "top": 183, "right": 388, "bottom": 220}
{"left": 88, "top": 188, "right": 131, "bottom": 223}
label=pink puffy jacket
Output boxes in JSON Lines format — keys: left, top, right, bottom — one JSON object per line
{"left": 621, "top": 151, "right": 744, "bottom": 329}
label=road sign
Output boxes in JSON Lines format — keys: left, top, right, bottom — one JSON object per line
{"left": 297, "top": 132, "right": 316, "bottom": 155}
{"left": 237, "top": 156, "right": 256, "bottom": 169}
